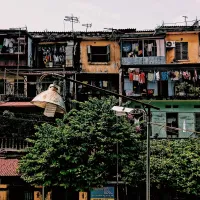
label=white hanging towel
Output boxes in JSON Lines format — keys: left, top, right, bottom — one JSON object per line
{"left": 183, "top": 119, "right": 186, "bottom": 132}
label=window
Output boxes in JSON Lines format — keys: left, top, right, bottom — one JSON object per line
{"left": 165, "top": 105, "right": 171, "bottom": 108}
{"left": 87, "top": 45, "right": 110, "bottom": 62}
{"left": 195, "top": 113, "right": 200, "bottom": 132}
{"left": 175, "top": 42, "right": 188, "bottom": 60}
{"left": 173, "top": 105, "right": 179, "bottom": 108}
{"left": 0, "top": 79, "right": 4, "bottom": 94}
{"left": 14, "top": 79, "right": 24, "bottom": 95}
{"left": 166, "top": 113, "right": 178, "bottom": 138}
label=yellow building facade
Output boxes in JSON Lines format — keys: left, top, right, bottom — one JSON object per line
{"left": 166, "top": 31, "right": 200, "bottom": 64}
{"left": 80, "top": 40, "right": 120, "bottom": 73}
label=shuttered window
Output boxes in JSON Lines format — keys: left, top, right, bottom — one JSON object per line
{"left": 87, "top": 45, "right": 110, "bottom": 62}
{"left": 195, "top": 113, "right": 200, "bottom": 132}
{"left": 175, "top": 42, "right": 188, "bottom": 60}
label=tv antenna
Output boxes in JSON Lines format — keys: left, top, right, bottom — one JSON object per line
{"left": 182, "top": 16, "right": 188, "bottom": 26}
{"left": 82, "top": 23, "right": 92, "bottom": 32}
{"left": 64, "top": 14, "right": 79, "bottom": 32}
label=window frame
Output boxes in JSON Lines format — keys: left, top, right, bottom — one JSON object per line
{"left": 175, "top": 42, "right": 188, "bottom": 60}
{"left": 87, "top": 45, "right": 111, "bottom": 63}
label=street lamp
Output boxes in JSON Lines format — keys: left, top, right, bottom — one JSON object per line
{"left": 111, "top": 106, "right": 134, "bottom": 200}
{"left": 31, "top": 83, "right": 66, "bottom": 117}
{"left": 31, "top": 75, "right": 158, "bottom": 200}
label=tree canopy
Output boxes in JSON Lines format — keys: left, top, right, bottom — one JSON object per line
{"left": 19, "top": 97, "right": 140, "bottom": 190}
{"left": 19, "top": 96, "right": 200, "bottom": 196}
{"left": 124, "top": 139, "right": 200, "bottom": 195}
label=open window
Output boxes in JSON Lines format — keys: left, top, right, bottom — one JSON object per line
{"left": 166, "top": 113, "right": 178, "bottom": 138}
{"left": 175, "top": 42, "right": 188, "bottom": 60}
{"left": 87, "top": 45, "right": 110, "bottom": 63}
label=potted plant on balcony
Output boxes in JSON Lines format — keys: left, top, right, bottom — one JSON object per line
{"left": 176, "top": 82, "right": 189, "bottom": 96}
{"left": 188, "top": 85, "right": 195, "bottom": 97}
{"left": 188, "top": 85, "right": 200, "bottom": 97}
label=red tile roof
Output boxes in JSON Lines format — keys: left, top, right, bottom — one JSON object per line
{"left": 0, "top": 102, "right": 35, "bottom": 107}
{"left": 0, "top": 158, "right": 19, "bottom": 176}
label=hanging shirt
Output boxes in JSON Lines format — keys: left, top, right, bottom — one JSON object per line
{"left": 135, "top": 43, "right": 139, "bottom": 52}
{"left": 99, "top": 81, "right": 103, "bottom": 88}
{"left": 147, "top": 43, "right": 153, "bottom": 52}
{"left": 173, "top": 71, "right": 180, "bottom": 81}
{"left": 156, "top": 72, "right": 160, "bottom": 81}
{"left": 148, "top": 73, "right": 154, "bottom": 82}
{"left": 103, "top": 81, "right": 108, "bottom": 87}
{"left": 183, "top": 71, "right": 190, "bottom": 80}
{"left": 129, "top": 72, "right": 133, "bottom": 81}
{"left": 139, "top": 72, "right": 145, "bottom": 84}
{"left": 134, "top": 74, "right": 139, "bottom": 81}
{"left": 3, "top": 38, "right": 10, "bottom": 47}
{"left": 194, "top": 69, "right": 198, "bottom": 81}
{"left": 161, "top": 72, "right": 168, "bottom": 81}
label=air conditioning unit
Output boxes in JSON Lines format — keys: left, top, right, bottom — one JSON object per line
{"left": 166, "top": 41, "right": 176, "bottom": 48}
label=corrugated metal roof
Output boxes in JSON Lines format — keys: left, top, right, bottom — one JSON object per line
{"left": 0, "top": 158, "right": 19, "bottom": 176}
{"left": 158, "top": 25, "right": 195, "bottom": 28}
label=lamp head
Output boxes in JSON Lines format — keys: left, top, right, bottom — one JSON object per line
{"left": 31, "top": 84, "right": 66, "bottom": 117}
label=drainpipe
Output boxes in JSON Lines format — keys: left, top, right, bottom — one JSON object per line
{"left": 119, "top": 39, "right": 123, "bottom": 106}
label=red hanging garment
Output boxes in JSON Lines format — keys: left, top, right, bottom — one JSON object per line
{"left": 129, "top": 72, "right": 133, "bottom": 81}
{"left": 139, "top": 72, "right": 145, "bottom": 84}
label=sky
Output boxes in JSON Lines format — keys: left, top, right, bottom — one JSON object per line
{"left": 1, "top": 0, "right": 200, "bottom": 32}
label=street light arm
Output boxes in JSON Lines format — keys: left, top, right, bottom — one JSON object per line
{"left": 65, "top": 78, "right": 160, "bottom": 110}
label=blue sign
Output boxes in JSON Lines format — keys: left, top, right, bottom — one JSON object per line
{"left": 90, "top": 187, "right": 114, "bottom": 199}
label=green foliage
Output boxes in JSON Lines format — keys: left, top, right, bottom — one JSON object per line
{"left": 19, "top": 96, "right": 200, "bottom": 195}
{"left": 124, "top": 139, "right": 200, "bottom": 195}
{"left": 19, "top": 97, "right": 140, "bottom": 190}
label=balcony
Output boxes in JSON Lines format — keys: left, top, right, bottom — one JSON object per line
{"left": 0, "top": 137, "right": 31, "bottom": 150}
{"left": 122, "top": 56, "right": 166, "bottom": 65}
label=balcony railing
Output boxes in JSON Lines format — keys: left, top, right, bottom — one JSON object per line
{"left": 122, "top": 56, "right": 166, "bottom": 65}
{"left": 0, "top": 137, "right": 31, "bottom": 150}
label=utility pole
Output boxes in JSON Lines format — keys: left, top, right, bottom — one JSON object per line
{"left": 182, "top": 16, "right": 188, "bottom": 26}
{"left": 82, "top": 23, "right": 92, "bottom": 32}
{"left": 64, "top": 14, "right": 79, "bottom": 32}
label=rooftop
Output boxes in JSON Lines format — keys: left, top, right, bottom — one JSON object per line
{"left": 0, "top": 158, "right": 19, "bottom": 176}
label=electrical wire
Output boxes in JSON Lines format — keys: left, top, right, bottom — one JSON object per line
{"left": 151, "top": 122, "right": 200, "bottom": 134}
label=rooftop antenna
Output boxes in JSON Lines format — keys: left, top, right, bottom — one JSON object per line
{"left": 82, "top": 23, "right": 92, "bottom": 32}
{"left": 182, "top": 16, "right": 188, "bottom": 26}
{"left": 64, "top": 14, "right": 79, "bottom": 32}
{"left": 193, "top": 17, "right": 199, "bottom": 27}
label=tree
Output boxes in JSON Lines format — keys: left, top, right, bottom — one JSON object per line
{"left": 19, "top": 97, "right": 141, "bottom": 190}
{"left": 124, "top": 139, "right": 200, "bottom": 195}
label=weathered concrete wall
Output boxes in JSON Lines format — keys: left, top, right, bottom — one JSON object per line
{"left": 80, "top": 41, "right": 120, "bottom": 73}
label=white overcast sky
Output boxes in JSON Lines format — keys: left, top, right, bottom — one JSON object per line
{"left": 1, "top": 0, "right": 200, "bottom": 31}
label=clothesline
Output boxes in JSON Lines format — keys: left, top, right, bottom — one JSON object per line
{"left": 128, "top": 68, "right": 199, "bottom": 82}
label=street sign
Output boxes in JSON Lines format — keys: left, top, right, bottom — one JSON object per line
{"left": 90, "top": 187, "right": 114, "bottom": 200}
